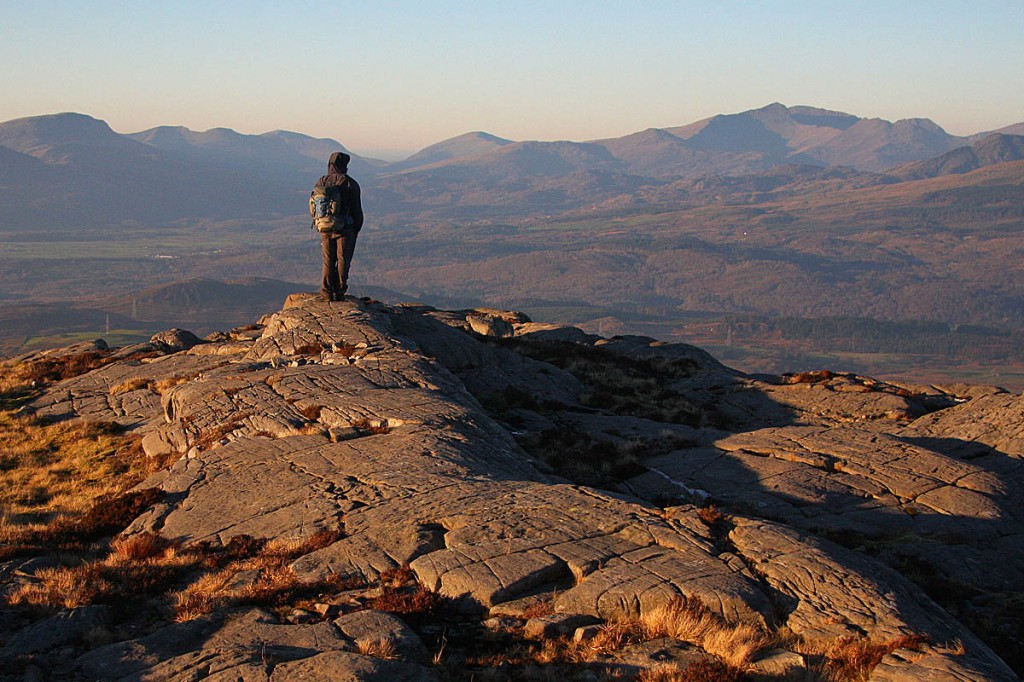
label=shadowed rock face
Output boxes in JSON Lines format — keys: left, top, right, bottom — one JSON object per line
{"left": 11, "top": 295, "right": 1022, "bottom": 680}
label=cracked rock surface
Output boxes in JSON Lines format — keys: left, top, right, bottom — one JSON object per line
{"left": 7, "top": 295, "right": 1021, "bottom": 680}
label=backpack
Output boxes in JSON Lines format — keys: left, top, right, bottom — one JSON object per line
{"left": 309, "top": 179, "right": 352, "bottom": 232}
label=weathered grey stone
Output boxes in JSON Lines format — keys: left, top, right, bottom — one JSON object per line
{"left": 2, "top": 605, "right": 110, "bottom": 655}
{"left": 729, "top": 517, "right": 1015, "bottom": 680}
{"left": 747, "top": 649, "right": 808, "bottom": 681}
{"left": 573, "top": 624, "right": 602, "bottom": 642}
{"left": 586, "top": 637, "right": 708, "bottom": 677}
{"left": 514, "top": 322, "right": 599, "bottom": 344}
{"left": 523, "top": 613, "right": 600, "bottom": 639}
{"left": 269, "top": 651, "right": 436, "bottom": 681}
{"left": 903, "top": 391, "right": 1024, "bottom": 459}
{"left": 150, "top": 328, "right": 202, "bottom": 351}
{"left": 141, "top": 429, "right": 177, "bottom": 459}
{"left": 333, "top": 609, "right": 430, "bottom": 663}
{"left": 483, "top": 616, "right": 519, "bottom": 632}
{"left": 287, "top": 608, "right": 320, "bottom": 624}
{"left": 74, "top": 609, "right": 352, "bottom": 681}
{"left": 467, "top": 313, "right": 514, "bottom": 338}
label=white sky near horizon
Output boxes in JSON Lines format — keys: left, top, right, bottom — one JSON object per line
{"left": 1, "top": 0, "right": 1023, "bottom": 159}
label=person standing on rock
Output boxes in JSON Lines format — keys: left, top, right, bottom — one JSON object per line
{"left": 310, "top": 152, "right": 364, "bottom": 302}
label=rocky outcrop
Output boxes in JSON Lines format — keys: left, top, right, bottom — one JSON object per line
{"left": 5, "top": 295, "right": 1021, "bottom": 680}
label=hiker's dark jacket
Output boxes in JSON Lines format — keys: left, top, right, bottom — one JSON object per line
{"left": 314, "top": 152, "right": 364, "bottom": 231}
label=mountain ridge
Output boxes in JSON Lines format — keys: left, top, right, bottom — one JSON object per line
{"left": 3, "top": 103, "right": 1004, "bottom": 228}
{"left": 891, "top": 133, "right": 1024, "bottom": 180}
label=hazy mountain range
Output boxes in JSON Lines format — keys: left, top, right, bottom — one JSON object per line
{"left": 3, "top": 103, "right": 1024, "bottom": 386}
{"left": 2, "top": 103, "right": 1022, "bottom": 228}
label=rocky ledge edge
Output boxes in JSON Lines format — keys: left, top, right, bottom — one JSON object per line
{"left": 3, "top": 293, "right": 1021, "bottom": 681}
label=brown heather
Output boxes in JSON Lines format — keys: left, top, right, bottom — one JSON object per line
{"left": 378, "top": 563, "right": 417, "bottom": 589}
{"left": 519, "top": 598, "right": 556, "bottom": 620}
{"left": 697, "top": 504, "right": 724, "bottom": 527}
{"left": 172, "top": 530, "right": 349, "bottom": 621}
{"left": 7, "top": 527, "right": 349, "bottom": 624}
{"left": 297, "top": 403, "right": 323, "bottom": 422}
{"left": 0, "top": 413, "right": 163, "bottom": 538}
{"left": 637, "top": 660, "right": 742, "bottom": 682}
{"left": 109, "top": 377, "right": 152, "bottom": 395}
{"left": 292, "top": 342, "right": 325, "bottom": 356}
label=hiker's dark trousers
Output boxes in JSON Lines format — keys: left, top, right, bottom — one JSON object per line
{"left": 321, "top": 228, "right": 358, "bottom": 296}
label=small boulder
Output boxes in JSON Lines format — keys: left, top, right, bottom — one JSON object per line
{"left": 467, "top": 314, "right": 514, "bottom": 338}
{"left": 334, "top": 610, "right": 430, "bottom": 663}
{"left": 472, "top": 308, "right": 531, "bottom": 324}
{"left": 150, "top": 328, "right": 201, "bottom": 351}
{"left": 483, "top": 616, "right": 520, "bottom": 632}
{"left": 524, "top": 613, "right": 601, "bottom": 639}
{"left": 573, "top": 624, "right": 603, "bottom": 642}
{"left": 2, "top": 605, "right": 111, "bottom": 655}
{"left": 747, "top": 649, "right": 808, "bottom": 681}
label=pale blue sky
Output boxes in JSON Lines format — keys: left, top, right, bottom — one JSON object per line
{"left": 2, "top": 1, "right": 1023, "bottom": 158}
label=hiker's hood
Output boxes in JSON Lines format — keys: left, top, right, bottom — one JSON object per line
{"left": 328, "top": 152, "right": 351, "bottom": 174}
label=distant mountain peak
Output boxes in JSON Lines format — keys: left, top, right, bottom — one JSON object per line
{"left": 390, "top": 131, "right": 515, "bottom": 171}
{"left": 464, "top": 131, "right": 514, "bottom": 144}
{"left": 0, "top": 112, "right": 120, "bottom": 151}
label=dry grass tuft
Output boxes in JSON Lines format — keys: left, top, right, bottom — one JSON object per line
{"left": 110, "top": 532, "right": 178, "bottom": 563}
{"left": 0, "top": 414, "right": 153, "bottom": 522}
{"left": 576, "top": 621, "right": 646, "bottom": 658}
{"left": 8, "top": 537, "right": 195, "bottom": 611}
{"left": 152, "top": 376, "right": 190, "bottom": 394}
{"left": 357, "top": 637, "right": 399, "bottom": 660}
{"left": 174, "top": 590, "right": 215, "bottom": 622}
{"left": 260, "top": 528, "right": 343, "bottom": 561}
{"left": 1, "top": 487, "right": 166, "bottom": 561}
{"left": 641, "top": 596, "right": 770, "bottom": 668}
{"left": 934, "top": 639, "right": 966, "bottom": 656}
{"left": 11, "top": 564, "right": 108, "bottom": 609}
{"left": 110, "top": 377, "right": 153, "bottom": 395}
{"left": 332, "top": 342, "right": 359, "bottom": 357}
{"left": 810, "top": 633, "right": 928, "bottom": 682}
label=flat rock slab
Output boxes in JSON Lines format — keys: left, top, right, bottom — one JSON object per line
{"left": 729, "top": 517, "right": 1015, "bottom": 681}
{"left": 640, "top": 419, "right": 1024, "bottom": 592}
{"left": 75, "top": 608, "right": 352, "bottom": 681}
{"left": 17, "top": 296, "right": 1019, "bottom": 680}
